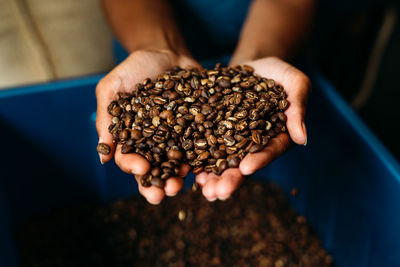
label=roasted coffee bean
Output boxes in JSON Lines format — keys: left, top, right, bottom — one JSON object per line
{"left": 212, "top": 149, "right": 226, "bottom": 159}
{"left": 203, "top": 121, "right": 213, "bottom": 129}
{"left": 236, "top": 139, "right": 248, "bottom": 149}
{"left": 194, "top": 139, "right": 208, "bottom": 149}
{"left": 140, "top": 174, "right": 152, "bottom": 187}
{"left": 223, "top": 135, "right": 236, "bottom": 146}
{"left": 119, "top": 129, "right": 130, "bottom": 141}
{"left": 142, "top": 128, "right": 154, "bottom": 138}
{"left": 235, "top": 120, "right": 248, "bottom": 131}
{"left": 150, "top": 167, "right": 161, "bottom": 177}
{"left": 252, "top": 131, "right": 262, "bottom": 144}
{"left": 201, "top": 104, "right": 213, "bottom": 115}
{"left": 217, "top": 78, "right": 231, "bottom": 88}
{"left": 121, "top": 144, "right": 134, "bottom": 154}
{"left": 207, "top": 135, "right": 217, "bottom": 146}
{"left": 110, "top": 106, "right": 122, "bottom": 117}
{"left": 197, "top": 151, "right": 210, "bottom": 161}
{"left": 227, "top": 155, "right": 241, "bottom": 168}
{"left": 226, "top": 146, "right": 238, "bottom": 154}
{"left": 216, "top": 159, "right": 228, "bottom": 173}
{"left": 182, "top": 139, "right": 194, "bottom": 150}
{"left": 208, "top": 158, "right": 217, "bottom": 165}
{"left": 194, "top": 113, "right": 205, "bottom": 124}
{"left": 277, "top": 112, "right": 287, "bottom": 122}
{"left": 150, "top": 177, "right": 164, "bottom": 188}
{"left": 248, "top": 121, "right": 259, "bottom": 130}
{"left": 186, "top": 150, "right": 196, "bottom": 161}
{"left": 278, "top": 99, "right": 289, "bottom": 110}
{"left": 97, "top": 143, "right": 111, "bottom": 155}
{"left": 167, "top": 149, "right": 183, "bottom": 160}
{"left": 249, "top": 144, "right": 264, "bottom": 153}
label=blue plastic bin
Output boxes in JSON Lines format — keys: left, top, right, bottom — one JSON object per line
{"left": 0, "top": 69, "right": 399, "bottom": 267}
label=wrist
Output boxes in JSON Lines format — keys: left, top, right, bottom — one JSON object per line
{"left": 123, "top": 28, "right": 191, "bottom": 59}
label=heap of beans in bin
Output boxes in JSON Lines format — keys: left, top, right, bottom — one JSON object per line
{"left": 98, "top": 63, "right": 289, "bottom": 187}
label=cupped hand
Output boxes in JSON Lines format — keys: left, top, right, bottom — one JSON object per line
{"left": 96, "top": 49, "right": 199, "bottom": 205}
{"left": 196, "top": 57, "right": 311, "bottom": 201}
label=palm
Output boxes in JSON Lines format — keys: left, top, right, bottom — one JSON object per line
{"left": 96, "top": 49, "right": 199, "bottom": 204}
{"left": 196, "top": 57, "right": 310, "bottom": 201}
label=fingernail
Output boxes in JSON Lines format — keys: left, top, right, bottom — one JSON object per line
{"left": 98, "top": 138, "right": 104, "bottom": 164}
{"left": 148, "top": 200, "right": 162, "bottom": 205}
{"left": 166, "top": 192, "right": 178, "bottom": 197}
{"left": 302, "top": 122, "right": 308, "bottom": 146}
{"left": 207, "top": 197, "right": 217, "bottom": 202}
{"left": 218, "top": 195, "right": 231, "bottom": 201}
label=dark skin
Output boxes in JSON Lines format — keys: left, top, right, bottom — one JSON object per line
{"left": 97, "top": 0, "right": 313, "bottom": 204}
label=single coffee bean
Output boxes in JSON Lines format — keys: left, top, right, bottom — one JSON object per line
{"left": 110, "top": 106, "right": 122, "bottom": 117}
{"left": 131, "top": 129, "right": 142, "bottom": 140}
{"left": 223, "top": 135, "right": 236, "bottom": 147}
{"left": 119, "top": 129, "right": 130, "bottom": 141}
{"left": 97, "top": 143, "right": 111, "bottom": 155}
{"left": 277, "top": 112, "right": 287, "bottom": 122}
{"left": 203, "top": 121, "right": 213, "bottom": 129}
{"left": 151, "top": 177, "right": 164, "bottom": 188}
{"left": 186, "top": 150, "right": 196, "bottom": 161}
{"left": 278, "top": 99, "right": 289, "bottom": 110}
{"left": 226, "top": 146, "right": 238, "bottom": 154}
{"left": 194, "top": 113, "right": 205, "bottom": 124}
{"left": 121, "top": 144, "right": 134, "bottom": 154}
{"left": 140, "top": 174, "right": 152, "bottom": 187}
{"left": 252, "top": 131, "right": 262, "bottom": 144}
{"left": 194, "top": 139, "right": 208, "bottom": 149}
{"left": 198, "top": 151, "right": 210, "bottom": 161}
{"left": 208, "top": 158, "right": 217, "bottom": 165}
{"left": 227, "top": 155, "right": 241, "bottom": 168}
{"left": 212, "top": 149, "right": 226, "bottom": 159}
{"left": 249, "top": 144, "right": 264, "bottom": 153}
{"left": 236, "top": 139, "right": 248, "bottom": 149}
{"left": 249, "top": 121, "right": 259, "bottom": 130}
{"left": 151, "top": 167, "right": 161, "bottom": 177}
{"left": 167, "top": 149, "right": 183, "bottom": 160}
{"left": 207, "top": 135, "right": 217, "bottom": 146}
{"left": 217, "top": 78, "right": 231, "bottom": 88}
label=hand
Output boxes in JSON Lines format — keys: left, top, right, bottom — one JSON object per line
{"left": 96, "top": 49, "right": 199, "bottom": 205}
{"left": 196, "top": 57, "right": 311, "bottom": 201}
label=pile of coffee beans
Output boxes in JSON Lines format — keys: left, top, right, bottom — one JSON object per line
{"left": 98, "top": 64, "right": 289, "bottom": 187}
{"left": 17, "top": 180, "right": 332, "bottom": 266}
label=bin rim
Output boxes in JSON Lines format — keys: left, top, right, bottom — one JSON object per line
{"left": 312, "top": 69, "right": 400, "bottom": 182}
{"left": 1, "top": 71, "right": 399, "bottom": 181}
{"left": 0, "top": 75, "right": 103, "bottom": 98}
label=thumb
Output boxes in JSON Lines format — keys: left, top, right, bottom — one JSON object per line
{"left": 96, "top": 75, "right": 123, "bottom": 163}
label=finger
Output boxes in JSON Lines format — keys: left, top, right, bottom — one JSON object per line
{"left": 164, "top": 164, "right": 190, "bottom": 197}
{"left": 215, "top": 168, "right": 244, "bottom": 200}
{"left": 284, "top": 73, "right": 310, "bottom": 146}
{"left": 135, "top": 175, "right": 165, "bottom": 205}
{"left": 164, "top": 178, "right": 184, "bottom": 197}
{"left": 195, "top": 172, "right": 209, "bottom": 187}
{"left": 245, "top": 57, "right": 310, "bottom": 145}
{"left": 95, "top": 75, "right": 122, "bottom": 163}
{"left": 201, "top": 173, "right": 219, "bottom": 201}
{"left": 114, "top": 145, "right": 151, "bottom": 175}
{"left": 239, "top": 133, "right": 290, "bottom": 175}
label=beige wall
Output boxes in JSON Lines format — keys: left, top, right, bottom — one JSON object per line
{"left": 0, "top": 0, "right": 114, "bottom": 89}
